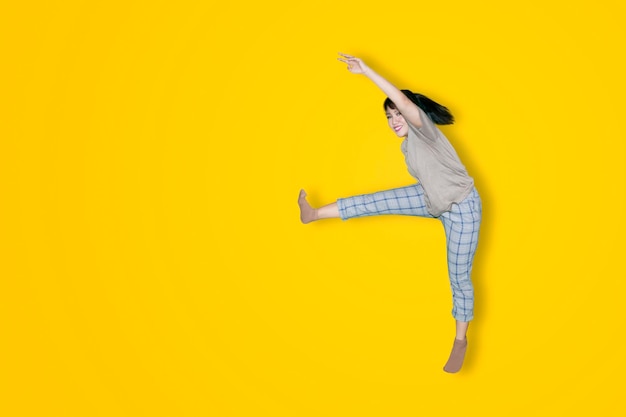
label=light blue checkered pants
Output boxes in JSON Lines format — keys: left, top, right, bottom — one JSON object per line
{"left": 337, "top": 183, "right": 482, "bottom": 322}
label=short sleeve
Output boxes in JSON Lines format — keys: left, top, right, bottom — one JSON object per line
{"left": 408, "top": 107, "right": 439, "bottom": 141}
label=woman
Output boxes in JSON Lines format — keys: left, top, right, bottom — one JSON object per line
{"left": 298, "top": 53, "right": 482, "bottom": 373}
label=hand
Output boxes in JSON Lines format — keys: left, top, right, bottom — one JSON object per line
{"left": 337, "top": 53, "right": 370, "bottom": 75}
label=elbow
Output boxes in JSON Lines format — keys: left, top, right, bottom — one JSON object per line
{"left": 395, "top": 95, "right": 415, "bottom": 112}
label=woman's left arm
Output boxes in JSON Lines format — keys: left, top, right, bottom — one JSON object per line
{"left": 338, "top": 53, "right": 423, "bottom": 128}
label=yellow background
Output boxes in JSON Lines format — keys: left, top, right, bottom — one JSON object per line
{"left": 1, "top": 1, "right": 625, "bottom": 416}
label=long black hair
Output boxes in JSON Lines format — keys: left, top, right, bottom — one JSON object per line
{"left": 384, "top": 90, "right": 454, "bottom": 125}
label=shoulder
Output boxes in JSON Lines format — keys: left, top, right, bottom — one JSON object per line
{"left": 408, "top": 110, "right": 439, "bottom": 141}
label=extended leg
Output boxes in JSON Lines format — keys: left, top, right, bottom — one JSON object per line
{"left": 336, "top": 183, "right": 434, "bottom": 220}
{"left": 299, "top": 184, "right": 434, "bottom": 224}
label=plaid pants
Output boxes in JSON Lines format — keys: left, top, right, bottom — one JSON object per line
{"left": 337, "top": 184, "right": 482, "bottom": 322}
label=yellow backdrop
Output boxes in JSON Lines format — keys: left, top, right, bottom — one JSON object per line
{"left": 1, "top": 1, "right": 625, "bottom": 416}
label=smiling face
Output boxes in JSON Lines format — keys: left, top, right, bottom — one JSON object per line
{"left": 385, "top": 106, "right": 409, "bottom": 138}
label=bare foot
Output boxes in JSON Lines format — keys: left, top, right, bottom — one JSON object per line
{"left": 298, "top": 190, "right": 318, "bottom": 224}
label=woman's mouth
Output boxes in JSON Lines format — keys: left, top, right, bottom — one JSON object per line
{"left": 394, "top": 125, "right": 403, "bottom": 132}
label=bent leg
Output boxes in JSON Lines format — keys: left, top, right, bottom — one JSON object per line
{"left": 337, "top": 183, "right": 434, "bottom": 220}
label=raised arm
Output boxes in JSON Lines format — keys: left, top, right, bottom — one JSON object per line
{"left": 338, "top": 53, "right": 423, "bottom": 128}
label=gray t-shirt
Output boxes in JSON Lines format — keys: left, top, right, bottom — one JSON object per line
{"left": 401, "top": 107, "right": 474, "bottom": 216}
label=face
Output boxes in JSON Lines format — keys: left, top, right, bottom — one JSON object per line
{"left": 385, "top": 107, "right": 409, "bottom": 138}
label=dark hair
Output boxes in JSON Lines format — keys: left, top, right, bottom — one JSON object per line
{"left": 384, "top": 90, "right": 454, "bottom": 125}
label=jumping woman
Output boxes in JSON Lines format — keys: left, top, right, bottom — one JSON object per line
{"left": 298, "top": 53, "right": 482, "bottom": 373}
